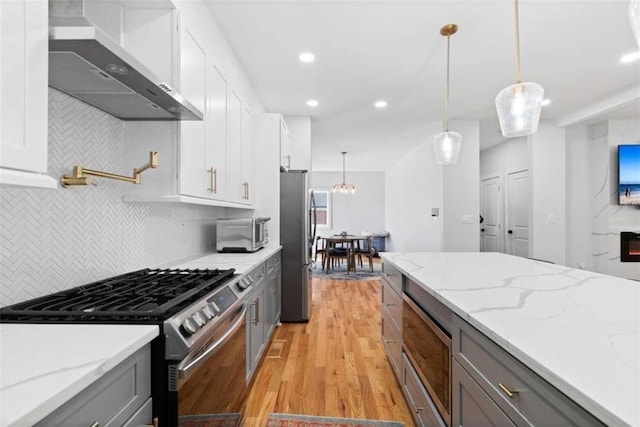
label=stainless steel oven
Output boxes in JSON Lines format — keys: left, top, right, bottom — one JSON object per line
{"left": 173, "top": 301, "right": 248, "bottom": 424}
{"left": 403, "top": 294, "right": 452, "bottom": 426}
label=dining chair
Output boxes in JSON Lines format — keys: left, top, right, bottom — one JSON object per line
{"left": 323, "top": 239, "right": 349, "bottom": 272}
{"left": 354, "top": 236, "right": 375, "bottom": 272}
{"left": 314, "top": 236, "right": 326, "bottom": 266}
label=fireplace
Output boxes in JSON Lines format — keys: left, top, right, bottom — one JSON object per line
{"left": 621, "top": 232, "right": 640, "bottom": 262}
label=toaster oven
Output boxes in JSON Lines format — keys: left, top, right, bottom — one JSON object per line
{"left": 216, "top": 218, "right": 270, "bottom": 253}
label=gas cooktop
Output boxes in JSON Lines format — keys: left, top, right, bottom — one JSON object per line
{"left": 0, "top": 268, "right": 236, "bottom": 323}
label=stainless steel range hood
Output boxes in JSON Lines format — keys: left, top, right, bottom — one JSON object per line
{"left": 48, "top": 1, "right": 203, "bottom": 121}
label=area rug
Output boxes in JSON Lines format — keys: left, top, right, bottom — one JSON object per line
{"left": 178, "top": 413, "right": 240, "bottom": 427}
{"left": 266, "top": 413, "right": 404, "bottom": 427}
{"left": 311, "top": 262, "right": 382, "bottom": 281}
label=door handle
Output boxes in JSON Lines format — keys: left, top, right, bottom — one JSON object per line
{"left": 508, "top": 230, "right": 513, "bottom": 234}
{"left": 480, "top": 228, "right": 485, "bottom": 232}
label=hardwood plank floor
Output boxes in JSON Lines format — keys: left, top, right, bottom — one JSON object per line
{"left": 244, "top": 275, "right": 416, "bottom": 427}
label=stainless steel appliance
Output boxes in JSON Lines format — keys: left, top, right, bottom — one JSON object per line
{"left": 217, "top": 217, "right": 270, "bottom": 253}
{"left": 280, "top": 170, "right": 316, "bottom": 322}
{"left": 0, "top": 267, "right": 257, "bottom": 427}
{"left": 48, "top": 0, "right": 202, "bottom": 121}
{"left": 403, "top": 294, "right": 452, "bottom": 426}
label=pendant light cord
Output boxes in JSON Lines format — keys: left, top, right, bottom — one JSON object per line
{"left": 514, "top": 0, "right": 522, "bottom": 83}
{"left": 445, "top": 34, "right": 451, "bottom": 132}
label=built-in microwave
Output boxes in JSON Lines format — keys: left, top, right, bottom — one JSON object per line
{"left": 217, "top": 218, "right": 270, "bottom": 253}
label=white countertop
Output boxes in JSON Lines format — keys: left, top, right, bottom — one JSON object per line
{"left": 0, "top": 324, "right": 158, "bottom": 426}
{"left": 380, "top": 252, "right": 639, "bottom": 427}
{"left": 162, "top": 245, "right": 282, "bottom": 273}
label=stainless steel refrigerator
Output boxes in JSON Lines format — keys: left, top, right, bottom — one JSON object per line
{"left": 280, "top": 170, "right": 316, "bottom": 322}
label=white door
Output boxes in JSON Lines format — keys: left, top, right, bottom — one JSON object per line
{"left": 480, "top": 176, "right": 502, "bottom": 252}
{"left": 506, "top": 169, "right": 529, "bottom": 258}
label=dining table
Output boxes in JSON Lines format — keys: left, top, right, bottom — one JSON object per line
{"left": 321, "top": 235, "right": 369, "bottom": 273}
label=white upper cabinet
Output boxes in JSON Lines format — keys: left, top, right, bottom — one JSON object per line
{"left": 123, "top": 7, "right": 254, "bottom": 209}
{"left": 0, "top": 0, "right": 56, "bottom": 188}
{"left": 178, "top": 27, "right": 208, "bottom": 199}
{"left": 241, "top": 105, "right": 254, "bottom": 204}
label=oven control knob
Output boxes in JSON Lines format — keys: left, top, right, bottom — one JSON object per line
{"left": 182, "top": 317, "right": 198, "bottom": 336}
{"left": 237, "top": 279, "right": 248, "bottom": 291}
{"left": 192, "top": 311, "right": 206, "bottom": 327}
{"left": 202, "top": 305, "right": 215, "bottom": 320}
{"left": 246, "top": 276, "right": 254, "bottom": 286}
{"left": 206, "top": 303, "right": 218, "bottom": 316}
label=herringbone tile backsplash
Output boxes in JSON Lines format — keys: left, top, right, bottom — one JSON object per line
{"left": 0, "top": 89, "right": 226, "bottom": 306}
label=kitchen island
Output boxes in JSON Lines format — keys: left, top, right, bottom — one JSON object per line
{"left": 0, "top": 324, "right": 158, "bottom": 426}
{"left": 380, "top": 252, "right": 638, "bottom": 427}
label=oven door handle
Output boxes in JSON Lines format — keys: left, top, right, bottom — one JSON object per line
{"left": 177, "top": 303, "right": 248, "bottom": 379}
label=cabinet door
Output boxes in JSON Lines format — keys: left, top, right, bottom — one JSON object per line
{"left": 247, "top": 286, "right": 265, "bottom": 380}
{"left": 452, "top": 360, "right": 515, "bottom": 427}
{"left": 227, "top": 90, "right": 243, "bottom": 202}
{"left": 241, "top": 105, "right": 254, "bottom": 204}
{"left": 178, "top": 26, "right": 207, "bottom": 198}
{"left": 280, "top": 118, "right": 292, "bottom": 171}
{"left": 205, "top": 63, "right": 228, "bottom": 199}
{"left": 0, "top": 0, "right": 53, "bottom": 188}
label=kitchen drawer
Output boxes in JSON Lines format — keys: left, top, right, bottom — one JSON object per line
{"left": 381, "top": 262, "right": 403, "bottom": 294}
{"left": 266, "top": 252, "right": 281, "bottom": 273}
{"left": 381, "top": 277, "right": 402, "bottom": 331}
{"left": 401, "top": 353, "right": 446, "bottom": 427}
{"left": 381, "top": 307, "right": 402, "bottom": 379}
{"left": 36, "top": 344, "right": 151, "bottom": 427}
{"left": 122, "top": 397, "right": 152, "bottom": 427}
{"left": 453, "top": 316, "right": 604, "bottom": 427}
{"left": 452, "top": 359, "right": 515, "bottom": 426}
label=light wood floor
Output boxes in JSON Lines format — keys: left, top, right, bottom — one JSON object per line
{"left": 244, "top": 274, "right": 416, "bottom": 427}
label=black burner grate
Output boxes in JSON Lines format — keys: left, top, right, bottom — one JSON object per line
{"left": 0, "top": 268, "right": 235, "bottom": 322}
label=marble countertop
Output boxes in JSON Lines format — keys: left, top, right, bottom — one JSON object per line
{"left": 160, "top": 244, "right": 282, "bottom": 273}
{"left": 380, "top": 252, "right": 639, "bottom": 427}
{"left": 0, "top": 324, "right": 158, "bottom": 426}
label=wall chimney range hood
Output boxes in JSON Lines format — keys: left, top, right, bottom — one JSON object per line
{"left": 48, "top": 1, "right": 203, "bottom": 121}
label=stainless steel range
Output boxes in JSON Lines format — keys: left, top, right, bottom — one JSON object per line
{"left": 0, "top": 267, "right": 255, "bottom": 427}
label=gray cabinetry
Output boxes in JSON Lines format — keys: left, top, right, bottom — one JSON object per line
{"left": 36, "top": 344, "right": 152, "bottom": 427}
{"left": 452, "top": 315, "right": 604, "bottom": 427}
{"left": 381, "top": 268, "right": 402, "bottom": 378}
{"left": 264, "top": 252, "right": 282, "bottom": 340}
{"left": 247, "top": 263, "right": 266, "bottom": 382}
{"left": 452, "top": 359, "right": 514, "bottom": 426}
{"left": 401, "top": 354, "right": 447, "bottom": 427}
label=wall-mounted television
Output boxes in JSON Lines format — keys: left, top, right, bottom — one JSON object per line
{"left": 619, "top": 144, "right": 640, "bottom": 205}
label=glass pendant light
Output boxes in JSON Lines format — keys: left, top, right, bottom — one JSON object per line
{"left": 630, "top": 0, "right": 640, "bottom": 49}
{"left": 495, "top": 0, "right": 544, "bottom": 138}
{"left": 434, "top": 24, "right": 462, "bottom": 165}
{"left": 332, "top": 152, "right": 356, "bottom": 194}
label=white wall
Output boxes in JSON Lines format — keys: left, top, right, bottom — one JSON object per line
{"left": 284, "top": 116, "right": 312, "bottom": 171}
{"left": 529, "top": 121, "right": 567, "bottom": 264}
{"left": 385, "top": 130, "right": 443, "bottom": 252}
{"left": 443, "top": 120, "right": 480, "bottom": 252}
{"left": 311, "top": 171, "right": 385, "bottom": 237}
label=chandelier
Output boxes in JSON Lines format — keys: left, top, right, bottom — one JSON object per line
{"left": 433, "top": 23, "right": 462, "bottom": 165}
{"left": 495, "top": 0, "right": 544, "bottom": 138}
{"left": 332, "top": 151, "right": 356, "bottom": 194}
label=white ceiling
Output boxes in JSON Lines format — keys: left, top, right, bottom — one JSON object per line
{"left": 205, "top": 0, "right": 640, "bottom": 171}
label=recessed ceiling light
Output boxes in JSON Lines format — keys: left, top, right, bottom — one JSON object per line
{"left": 620, "top": 51, "right": 640, "bottom": 63}
{"left": 541, "top": 99, "right": 551, "bottom": 107}
{"left": 375, "top": 100, "right": 387, "bottom": 108}
{"left": 306, "top": 99, "right": 319, "bottom": 107}
{"left": 299, "top": 52, "right": 315, "bottom": 63}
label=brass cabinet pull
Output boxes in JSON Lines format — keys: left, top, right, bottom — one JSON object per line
{"left": 287, "top": 154, "right": 291, "bottom": 169}
{"left": 385, "top": 303, "right": 396, "bottom": 307}
{"left": 242, "top": 181, "right": 250, "bottom": 200}
{"left": 384, "top": 339, "right": 395, "bottom": 344}
{"left": 498, "top": 382, "right": 519, "bottom": 398}
{"left": 415, "top": 407, "right": 424, "bottom": 414}
{"left": 246, "top": 182, "right": 249, "bottom": 199}
{"left": 211, "top": 167, "right": 217, "bottom": 193}
{"left": 90, "top": 422, "right": 99, "bottom": 427}
{"left": 251, "top": 299, "right": 259, "bottom": 325}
